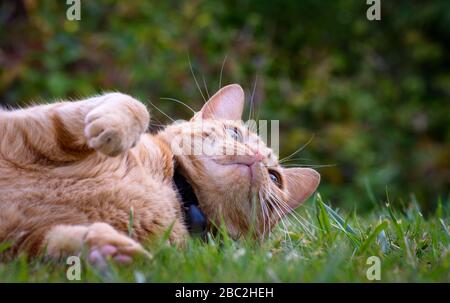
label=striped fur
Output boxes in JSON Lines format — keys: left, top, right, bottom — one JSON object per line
{"left": 0, "top": 85, "right": 320, "bottom": 261}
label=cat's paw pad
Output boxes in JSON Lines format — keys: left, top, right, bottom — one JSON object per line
{"left": 88, "top": 245, "right": 133, "bottom": 267}
{"left": 84, "top": 223, "right": 151, "bottom": 267}
{"left": 84, "top": 115, "right": 128, "bottom": 156}
{"left": 84, "top": 93, "right": 149, "bottom": 157}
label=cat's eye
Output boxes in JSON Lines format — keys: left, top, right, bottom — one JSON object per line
{"left": 268, "top": 170, "right": 282, "bottom": 188}
{"left": 226, "top": 127, "right": 242, "bottom": 142}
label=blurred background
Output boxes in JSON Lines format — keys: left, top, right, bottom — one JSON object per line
{"left": 1, "top": 0, "right": 449, "bottom": 213}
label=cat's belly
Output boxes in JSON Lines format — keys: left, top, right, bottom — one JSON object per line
{"left": 0, "top": 152, "right": 187, "bottom": 245}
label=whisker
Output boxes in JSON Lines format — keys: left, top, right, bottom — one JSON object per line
{"left": 260, "top": 191, "right": 271, "bottom": 239}
{"left": 149, "top": 122, "right": 167, "bottom": 127}
{"left": 248, "top": 75, "right": 258, "bottom": 121}
{"left": 280, "top": 164, "right": 337, "bottom": 168}
{"left": 218, "top": 53, "right": 228, "bottom": 90}
{"left": 160, "top": 97, "right": 197, "bottom": 115}
{"left": 263, "top": 190, "right": 293, "bottom": 247}
{"left": 188, "top": 53, "right": 207, "bottom": 103}
{"left": 259, "top": 191, "right": 270, "bottom": 239}
{"left": 274, "top": 197, "right": 316, "bottom": 236}
{"left": 202, "top": 74, "right": 211, "bottom": 100}
{"left": 278, "top": 134, "right": 315, "bottom": 164}
{"left": 264, "top": 187, "right": 318, "bottom": 239}
{"left": 276, "top": 157, "right": 318, "bottom": 163}
{"left": 147, "top": 101, "right": 175, "bottom": 122}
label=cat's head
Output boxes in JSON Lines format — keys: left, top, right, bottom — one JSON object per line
{"left": 162, "top": 84, "right": 320, "bottom": 239}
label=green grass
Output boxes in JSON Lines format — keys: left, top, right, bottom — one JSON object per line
{"left": 0, "top": 193, "right": 448, "bottom": 282}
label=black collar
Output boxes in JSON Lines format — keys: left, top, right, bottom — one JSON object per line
{"left": 172, "top": 167, "right": 208, "bottom": 238}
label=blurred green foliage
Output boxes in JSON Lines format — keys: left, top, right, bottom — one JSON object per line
{"left": 1, "top": 0, "right": 449, "bottom": 212}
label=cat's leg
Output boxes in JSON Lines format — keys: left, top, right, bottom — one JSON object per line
{"left": 0, "top": 92, "right": 150, "bottom": 162}
{"left": 44, "top": 222, "right": 151, "bottom": 265}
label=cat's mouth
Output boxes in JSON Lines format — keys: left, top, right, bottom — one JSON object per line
{"left": 212, "top": 155, "right": 263, "bottom": 186}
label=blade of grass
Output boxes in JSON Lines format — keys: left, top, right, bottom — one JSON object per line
{"left": 358, "top": 220, "right": 388, "bottom": 254}
{"left": 377, "top": 228, "right": 390, "bottom": 254}
{"left": 439, "top": 219, "right": 450, "bottom": 241}
{"left": 436, "top": 196, "right": 443, "bottom": 219}
{"left": 316, "top": 194, "right": 331, "bottom": 240}
{"left": 0, "top": 241, "right": 12, "bottom": 254}
{"left": 322, "top": 202, "right": 358, "bottom": 236}
{"left": 385, "top": 197, "right": 416, "bottom": 266}
{"left": 317, "top": 196, "right": 361, "bottom": 248}
{"left": 128, "top": 206, "right": 134, "bottom": 237}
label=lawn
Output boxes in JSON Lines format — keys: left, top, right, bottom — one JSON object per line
{"left": 0, "top": 193, "right": 448, "bottom": 282}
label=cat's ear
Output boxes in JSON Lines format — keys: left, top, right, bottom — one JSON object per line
{"left": 192, "top": 84, "right": 244, "bottom": 121}
{"left": 283, "top": 168, "right": 320, "bottom": 210}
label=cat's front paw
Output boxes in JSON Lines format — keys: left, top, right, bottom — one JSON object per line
{"left": 84, "top": 93, "right": 149, "bottom": 156}
{"left": 84, "top": 223, "right": 151, "bottom": 267}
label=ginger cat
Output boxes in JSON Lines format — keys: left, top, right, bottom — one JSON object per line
{"left": 0, "top": 84, "right": 320, "bottom": 264}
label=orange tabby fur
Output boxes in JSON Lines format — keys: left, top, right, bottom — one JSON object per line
{"left": 0, "top": 84, "right": 320, "bottom": 262}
